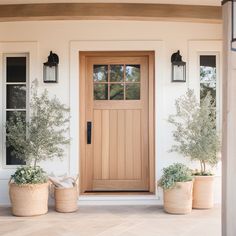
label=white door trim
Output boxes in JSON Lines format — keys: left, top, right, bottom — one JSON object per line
{"left": 69, "top": 40, "right": 165, "bottom": 201}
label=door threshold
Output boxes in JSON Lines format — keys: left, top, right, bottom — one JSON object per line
{"left": 78, "top": 194, "right": 160, "bottom": 205}
{"left": 82, "top": 191, "right": 154, "bottom": 196}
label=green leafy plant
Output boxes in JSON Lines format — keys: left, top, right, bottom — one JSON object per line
{"left": 6, "top": 88, "right": 70, "bottom": 185}
{"left": 11, "top": 166, "right": 47, "bottom": 185}
{"left": 168, "top": 89, "right": 221, "bottom": 175}
{"left": 158, "top": 163, "right": 193, "bottom": 190}
{"left": 6, "top": 89, "right": 70, "bottom": 168}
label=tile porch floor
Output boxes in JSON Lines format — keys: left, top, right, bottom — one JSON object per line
{"left": 0, "top": 205, "right": 221, "bottom": 236}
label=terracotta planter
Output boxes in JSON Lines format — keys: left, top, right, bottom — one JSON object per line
{"left": 54, "top": 185, "right": 78, "bottom": 213}
{"left": 9, "top": 182, "right": 49, "bottom": 216}
{"left": 163, "top": 181, "right": 193, "bottom": 214}
{"left": 193, "top": 175, "right": 214, "bottom": 209}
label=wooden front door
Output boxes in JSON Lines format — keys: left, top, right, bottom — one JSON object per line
{"left": 80, "top": 52, "right": 155, "bottom": 194}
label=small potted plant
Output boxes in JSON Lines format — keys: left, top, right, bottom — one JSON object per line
{"left": 168, "top": 89, "right": 221, "bottom": 209}
{"left": 6, "top": 89, "right": 70, "bottom": 216}
{"left": 158, "top": 163, "right": 193, "bottom": 214}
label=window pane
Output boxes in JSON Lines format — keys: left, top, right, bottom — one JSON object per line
{"left": 94, "top": 84, "right": 108, "bottom": 100}
{"left": 93, "top": 65, "right": 108, "bottom": 82}
{"left": 200, "top": 66, "right": 216, "bottom": 84}
{"left": 7, "top": 111, "right": 26, "bottom": 122}
{"left": 110, "top": 84, "right": 124, "bottom": 100}
{"left": 200, "top": 55, "right": 216, "bottom": 68}
{"left": 200, "top": 55, "right": 216, "bottom": 84}
{"left": 6, "top": 146, "right": 26, "bottom": 165}
{"left": 7, "top": 57, "right": 26, "bottom": 83}
{"left": 6, "top": 111, "right": 26, "bottom": 165}
{"left": 200, "top": 55, "right": 216, "bottom": 105}
{"left": 125, "top": 83, "right": 140, "bottom": 100}
{"left": 110, "top": 65, "right": 124, "bottom": 82}
{"left": 7, "top": 85, "right": 26, "bottom": 109}
{"left": 200, "top": 83, "right": 216, "bottom": 103}
{"left": 125, "top": 65, "right": 140, "bottom": 82}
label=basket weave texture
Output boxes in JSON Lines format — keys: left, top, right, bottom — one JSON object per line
{"left": 9, "top": 182, "right": 49, "bottom": 217}
{"left": 54, "top": 185, "right": 78, "bottom": 213}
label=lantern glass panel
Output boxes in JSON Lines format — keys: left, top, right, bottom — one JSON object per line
{"left": 44, "top": 65, "right": 57, "bottom": 82}
{"left": 172, "top": 64, "right": 185, "bottom": 82}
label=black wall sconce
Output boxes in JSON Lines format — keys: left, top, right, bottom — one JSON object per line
{"left": 171, "top": 50, "right": 186, "bottom": 82}
{"left": 43, "top": 51, "right": 59, "bottom": 83}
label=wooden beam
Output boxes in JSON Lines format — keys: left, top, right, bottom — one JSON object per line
{"left": 0, "top": 3, "right": 222, "bottom": 23}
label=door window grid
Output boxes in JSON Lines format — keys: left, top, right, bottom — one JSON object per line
{"left": 3, "top": 55, "right": 28, "bottom": 166}
{"left": 93, "top": 64, "right": 141, "bottom": 100}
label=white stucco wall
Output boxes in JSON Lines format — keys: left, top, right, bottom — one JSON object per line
{"left": 0, "top": 20, "right": 222, "bottom": 205}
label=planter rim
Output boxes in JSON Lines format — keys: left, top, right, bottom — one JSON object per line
{"left": 54, "top": 185, "right": 77, "bottom": 190}
{"left": 9, "top": 182, "right": 49, "bottom": 188}
{"left": 194, "top": 175, "right": 215, "bottom": 179}
{"left": 175, "top": 180, "right": 193, "bottom": 184}
{"left": 159, "top": 180, "right": 193, "bottom": 186}
{"left": 163, "top": 180, "right": 193, "bottom": 192}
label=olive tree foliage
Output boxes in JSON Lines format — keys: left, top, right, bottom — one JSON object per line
{"left": 168, "top": 89, "right": 220, "bottom": 175}
{"left": 6, "top": 89, "right": 70, "bottom": 168}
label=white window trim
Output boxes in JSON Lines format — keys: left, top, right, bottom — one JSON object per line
{"left": 188, "top": 40, "right": 222, "bottom": 178}
{"left": 188, "top": 40, "right": 222, "bottom": 133}
{"left": 198, "top": 52, "right": 221, "bottom": 132}
{"left": 0, "top": 42, "right": 38, "bottom": 178}
{"left": 2, "top": 53, "right": 29, "bottom": 169}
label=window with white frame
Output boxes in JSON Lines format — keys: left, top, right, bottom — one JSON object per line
{"left": 3, "top": 54, "right": 28, "bottom": 165}
{"left": 199, "top": 55, "right": 220, "bottom": 129}
{"left": 200, "top": 55, "right": 216, "bottom": 105}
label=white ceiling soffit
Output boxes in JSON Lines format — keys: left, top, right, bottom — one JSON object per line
{"left": 0, "top": 0, "right": 221, "bottom": 6}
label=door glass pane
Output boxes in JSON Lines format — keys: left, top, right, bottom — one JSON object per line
{"left": 7, "top": 57, "right": 26, "bottom": 83}
{"left": 125, "top": 65, "right": 140, "bottom": 82}
{"left": 7, "top": 85, "right": 26, "bottom": 109}
{"left": 110, "top": 84, "right": 124, "bottom": 100}
{"left": 110, "top": 65, "right": 124, "bottom": 82}
{"left": 93, "top": 65, "right": 108, "bottom": 82}
{"left": 94, "top": 84, "right": 108, "bottom": 100}
{"left": 125, "top": 83, "right": 140, "bottom": 100}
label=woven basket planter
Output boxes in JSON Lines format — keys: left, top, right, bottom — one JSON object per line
{"left": 54, "top": 185, "right": 78, "bottom": 213}
{"left": 163, "top": 181, "right": 193, "bottom": 215}
{"left": 193, "top": 176, "right": 214, "bottom": 209}
{"left": 9, "top": 182, "right": 49, "bottom": 217}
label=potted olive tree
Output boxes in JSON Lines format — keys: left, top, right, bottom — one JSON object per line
{"left": 168, "top": 89, "right": 220, "bottom": 209}
{"left": 158, "top": 163, "right": 193, "bottom": 214}
{"left": 6, "top": 89, "right": 70, "bottom": 216}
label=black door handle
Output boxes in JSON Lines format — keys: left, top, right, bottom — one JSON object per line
{"left": 87, "top": 121, "right": 92, "bottom": 144}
